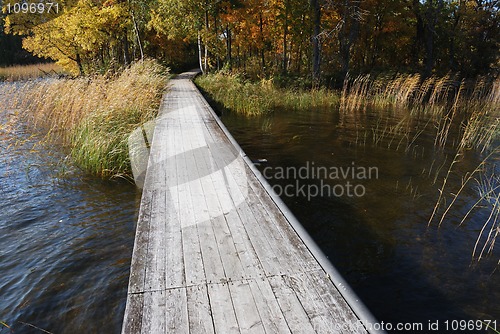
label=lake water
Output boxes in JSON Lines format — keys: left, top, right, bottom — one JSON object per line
{"left": 0, "top": 108, "right": 138, "bottom": 333}
{"left": 221, "top": 107, "right": 499, "bottom": 333}
{"left": 1, "top": 88, "right": 498, "bottom": 333}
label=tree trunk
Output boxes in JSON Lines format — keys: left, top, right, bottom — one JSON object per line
{"left": 422, "top": 0, "right": 444, "bottom": 77}
{"left": 259, "top": 13, "right": 266, "bottom": 72}
{"left": 423, "top": 26, "right": 434, "bottom": 77}
{"left": 411, "top": 0, "right": 424, "bottom": 69}
{"left": 214, "top": 7, "right": 220, "bottom": 70}
{"left": 310, "top": 0, "right": 321, "bottom": 86}
{"left": 226, "top": 25, "right": 232, "bottom": 70}
{"left": 198, "top": 32, "right": 204, "bottom": 73}
{"left": 76, "top": 53, "right": 84, "bottom": 75}
{"left": 237, "top": 44, "right": 240, "bottom": 68}
{"left": 283, "top": 0, "right": 289, "bottom": 74}
{"left": 339, "top": 0, "right": 361, "bottom": 78}
{"left": 122, "top": 39, "right": 128, "bottom": 66}
{"left": 131, "top": 10, "right": 144, "bottom": 61}
{"left": 204, "top": 10, "right": 209, "bottom": 72}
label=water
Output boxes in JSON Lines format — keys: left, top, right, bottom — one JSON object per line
{"left": 221, "top": 107, "right": 500, "bottom": 332}
{"left": 0, "top": 108, "right": 138, "bottom": 333}
{"left": 1, "top": 92, "right": 498, "bottom": 333}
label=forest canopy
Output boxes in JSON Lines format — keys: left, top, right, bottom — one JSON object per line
{"left": 2, "top": 0, "right": 499, "bottom": 80}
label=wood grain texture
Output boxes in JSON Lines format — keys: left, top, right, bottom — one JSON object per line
{"left": 122, "top": 71, "right": 370, "bottom": 334}
{"left": 207, "top": 283, "right": 240, "bottom": 334}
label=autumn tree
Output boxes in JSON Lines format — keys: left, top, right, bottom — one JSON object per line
{"left": 4, "top": 0, "right": 151, "bottom": 74}
{"left": 3, "top": 0, "right": 498, "bottom": 78}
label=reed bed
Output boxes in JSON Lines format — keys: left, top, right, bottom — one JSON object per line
{"left": 340, "top": 73, "right": 433, "bottom": 112}
{"left": 195, "top": 72, "right": 339, "bottom": 116}
{"left": 348, "top": 74, "right": 499, "bottom": 263}
{"left": 341, "top": 74, "right": 499, "bottom": 262}
{"left": 197, "top": 70, "right": 499, "bottom": 262}
{"left": 0, "top": 60, "right": 169, "bottom": 178}
{"left": 0, "top": 63, "right": 66, "bottom": 81}
{"left": 343, "top": 74, "right": 499, "bottom": 262}
{"left": 340, "top": 73, "right": 498, "bottom": 114}
{"left": 342, "top": 73, "right": 499, "bottom": 150}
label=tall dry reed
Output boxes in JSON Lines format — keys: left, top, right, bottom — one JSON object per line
{"left": 195, "top": 72, "right": 339, "bottom": 116}
{"left": 339, "top": 73, "right": 469, "bottom": 113}
{"left": 343, "top": 73, "right": 499, "bottom": 263}
{"left": 0, "top": 63, "right": 66, "bottom": 81}
{"left": 341, "top": 74, "right": 499, "bottom": 151}
{"left": 0, "top": 60, "right": 169, "bottom": 178}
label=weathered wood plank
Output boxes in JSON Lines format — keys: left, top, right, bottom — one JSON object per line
{"left": 121, "top": 293, "right": 144, "bottom": 334}
{"left": 184, "top": 120, "right": 226, "bottom": 285}
{"left": 210, "top": 215, "right": 246, "bottom": 282}
{"left": 195, "top": 129, "right": 263, "bottom": 281}
{"left": 203, "top": 121, "right": 320, "bottom": 275}
{"left": 191, "top": 128, "right": 248, "bottom": 282}
{"left": 245, "top": 174, "right": 321, "bottom": 273}
{"left": 144, "top": 189, "right": 166, "bottom": 291}
{"left": 123, "top": 72, "right": 374, "bottom": 334}
{"left": 127, "top": 190, "right": 153, "bottom": 294}
{"left": 201, "top": 134, "right": 284, "bottom": 277}
{"left": 308, "top": 270, "right": 368, "bottom": 334}
{"left": 141, "top": 290, "right": 166, "bottom": 334}
{"left": 165, "top": 123, "right": 185, "bottom": 289}
{"left": 285, "top": 272, "right": 343, "bottom": 333}
{"left": 207, "top": 283, "right": 240, "bottom": 334}
{"left": 216, "top": 204, "right": 264, "bottom": 280}
{"left": 166, "top": 288, "right": 189, "bottom": 333}
{"left": 174, "top": 119, "right": 205, "bottom": 287}
{"left": 268, "top": 275, "right": 316, "bottom": 334}
{"left": 228, "top": 280, "right": 266, "bottom": 334}
{"left": 248, "top": 278, "right": 292, "bottom": 334}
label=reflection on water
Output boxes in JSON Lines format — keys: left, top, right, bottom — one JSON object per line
{"left": 0, "top": 109, "right": 138, "bottom": 333}
{"left": 222, "top": 108, "right": 499, "bottom": 332}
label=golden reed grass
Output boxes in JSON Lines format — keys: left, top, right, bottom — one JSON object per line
{"left": 342, "top": 74, "right": 499, "bottom": 149}
{"left": 340, "top": 73, "right": 461, "bottom": 112}
{"left": 0, "top": 60, "right": 169, "bottom": 178}
{"left": 195, "top": 72, "right": 339, "bottom": 116}
{"left": 0, "top": 63, "right": 66, "bottom": 81}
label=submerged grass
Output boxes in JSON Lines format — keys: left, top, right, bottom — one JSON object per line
{"left": 195, "top": 72, "right": 339, "bottom": 116}
{"left": 343, "top": 74, "right": 500, "bottom": 262}
{"left": 0, "top": 63, "right": 66, "bottom": 81}
{"left": 0, "top": 60, "right": 169, "bottom": 178}
{"left": 197, "top": 70, "right": 500, "bottom": 263}
{"left": 341, "top": 73, "right": 499, "bottom": 155}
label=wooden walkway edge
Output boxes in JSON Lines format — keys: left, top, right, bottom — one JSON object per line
{"left": 122, "top": 71, "right": 384, "bottom": 334}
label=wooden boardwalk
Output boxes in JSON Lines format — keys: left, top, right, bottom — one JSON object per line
{"left": 122, "top": 71, "right": 381, "bottom": 334}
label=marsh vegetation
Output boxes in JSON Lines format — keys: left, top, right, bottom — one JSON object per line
{"left": 0, "top": 60, "right": 169, "bottom": 178}
{"left": 197, "top": 72, "right": 500, "bottom": 265}
{"left": 0, "top": 63, "right": 66, "bottom": 81}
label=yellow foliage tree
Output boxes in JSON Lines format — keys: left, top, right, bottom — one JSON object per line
{"left": 4, "top": 0, "right": 136, "bottom": 74}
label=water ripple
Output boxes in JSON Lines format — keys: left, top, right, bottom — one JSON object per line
{"left": 0, "top": 110, "right": 138, "bottom": 333}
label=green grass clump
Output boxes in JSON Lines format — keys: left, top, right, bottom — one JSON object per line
{"left": 195, "top": 72, "right": 339, "bottom": 116}
{"left": 0, "top": 59, "right": 169, "bottom": 178}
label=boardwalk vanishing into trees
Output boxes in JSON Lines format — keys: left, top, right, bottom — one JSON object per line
{"left": 122, "top": 71, "right": 381, "bottom": 334}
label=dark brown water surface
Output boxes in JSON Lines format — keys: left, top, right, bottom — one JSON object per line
{"left": 221, "top": 107, "right": 499, "bottom": 333}
{"left": 1, "top": 97, "right": 498, "bottom": 333}
{"left": 0, "top": 108, "right": 138, "bottom": 333}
